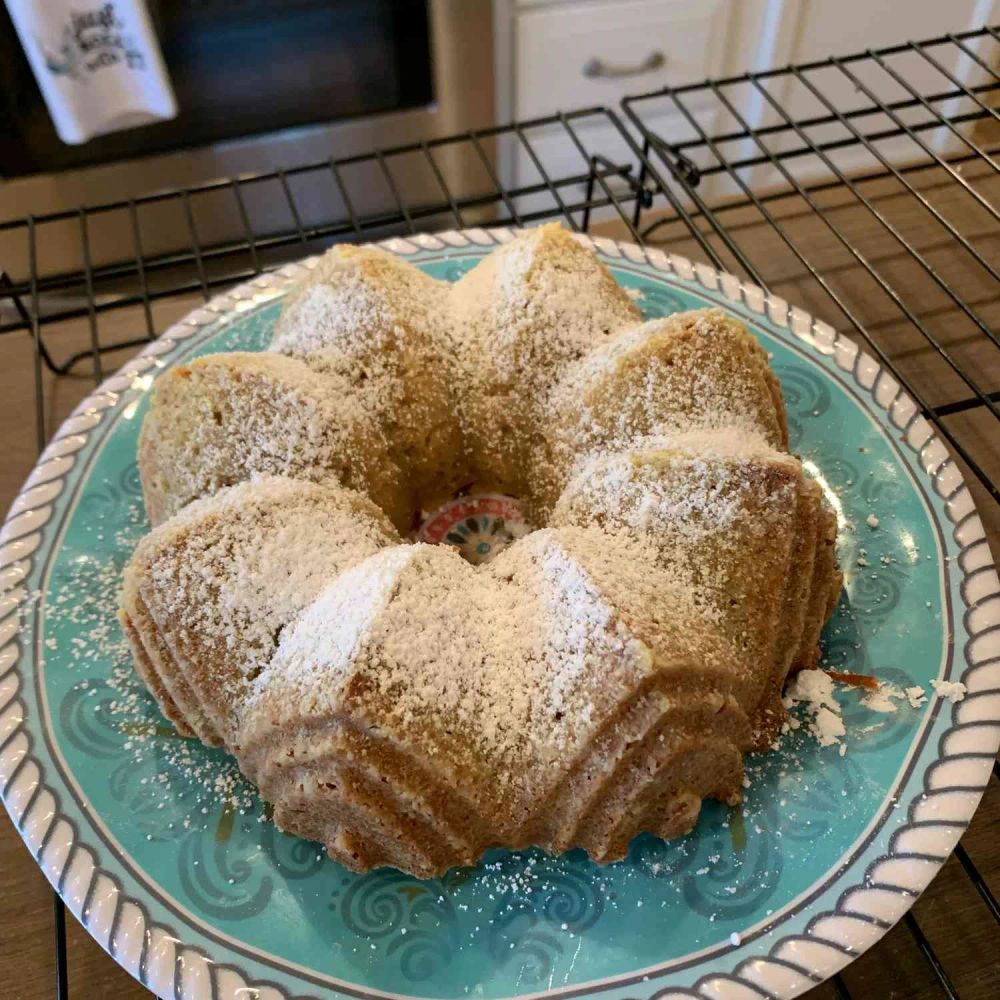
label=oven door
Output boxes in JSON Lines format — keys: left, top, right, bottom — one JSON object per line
{"left": 0, "top": 0, "right": 494, "bottom": 274}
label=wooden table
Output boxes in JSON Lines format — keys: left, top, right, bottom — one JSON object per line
{"left": 1, "top": 167, "right": 998, "bottom": 998}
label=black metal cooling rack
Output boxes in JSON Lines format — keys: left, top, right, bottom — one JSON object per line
{"left": 1, "top": 23, "right": 999, "bottom": 1000}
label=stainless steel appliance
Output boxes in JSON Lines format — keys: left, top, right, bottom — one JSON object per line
{"left": 0, "top": 0, "right": 495, "bottom": 274}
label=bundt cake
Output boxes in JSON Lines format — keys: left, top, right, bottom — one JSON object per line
{"left": 121, "top": 225, "right": 842, "bottom": 877}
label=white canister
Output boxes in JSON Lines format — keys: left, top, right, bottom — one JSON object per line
{"left": 4, "top": 0, "right": 177, "bottom": 145}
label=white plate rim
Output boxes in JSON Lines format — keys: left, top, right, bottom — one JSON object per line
{"left": 1, "top": 226, "right": 998, "bottom": 1000}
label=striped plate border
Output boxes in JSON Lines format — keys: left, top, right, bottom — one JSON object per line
{"left": 1, "top": 227, "right": 998, "bottom": 1000}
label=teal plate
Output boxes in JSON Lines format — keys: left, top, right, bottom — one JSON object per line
{"left": 3, "top": 228, "right": 999, "bottom": 1000}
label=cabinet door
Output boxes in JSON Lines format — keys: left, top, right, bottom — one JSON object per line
{"left": 506, "top": 0, "right": 737, "bottom": 222}
{"left": 513, "top": 0, "right": 733, "bottom": 122}
{"left": 738, "top": 0, "right": 1000, "bottom": 190}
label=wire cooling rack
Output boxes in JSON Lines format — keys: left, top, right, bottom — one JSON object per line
{"left": 0, "top": 25, "right": 998, "bottom": 1000}
{"left": 620, "top": 26, "right": 1000, "bottom": 1000}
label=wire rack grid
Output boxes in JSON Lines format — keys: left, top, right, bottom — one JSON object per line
{"left": 621, "top": 23, "right": 1000, "bottom": 1000}
{"left": 0, "top": 26, "right": 998, "bottom": 1000}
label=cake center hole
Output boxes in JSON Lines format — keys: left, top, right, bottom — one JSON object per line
{"left": 417, "top": 491, "right": 532, "bottom": 566}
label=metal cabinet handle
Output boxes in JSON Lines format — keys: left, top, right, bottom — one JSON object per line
{"left": 582, "top": 50, "right": 665, "bottom": 79}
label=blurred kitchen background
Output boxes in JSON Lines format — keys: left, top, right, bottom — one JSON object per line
{"left": 2, "top": 0, "right": 998, "bottom": 273}
{"left": 2, "top": 0, "right": 999, "bottom": 503}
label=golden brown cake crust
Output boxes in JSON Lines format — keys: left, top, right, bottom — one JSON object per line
{"left": 122, "top": 226, "right": 842, "bottom": 877}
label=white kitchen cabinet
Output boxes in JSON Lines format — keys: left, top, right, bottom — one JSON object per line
{"left": 495, "top": 0, "right": 1000, "bottom": 214}
{"left": 733, "top": 0, "right": 1000, "bottom": 193}
{"left": 513, "top": 0, "right": 734, "bottom": 122}
{"left": 495, "top": 0, "right": 742, "bottom": 215}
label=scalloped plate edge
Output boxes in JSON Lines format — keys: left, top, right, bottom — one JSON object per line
{"left": 1, "top": 227, "right": 998, "bottom": 1000}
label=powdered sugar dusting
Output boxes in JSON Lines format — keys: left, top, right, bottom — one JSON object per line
{"left": 449, "top": 226, "right": 640, "bottom": 380}
{"left": 120, "top": 226, "right": 852, "bottom": 876}
{"left": 248, "top": 526, "right": 719, "bottom": 774}
{"left": 123, "top": 477, "right": 399, "bottom": 731}
{"left": 38, "top": 488, "right": 262, "bottom": 835}
{"left": 139, "top": 352, "right": 394, "bottom": 525}
{"left": 861, "top": 682, "right": 902, "bottom": 713}
{"left": 784, "top": 670, "right": 845, "bottom": 746}
{"left": 547, "top": 309, "right": 788, "bottom": 470}
{"left": 270, "top": 244, "right": 462, "bottom": 501}
{"left": 931, "top": 679, "right": 967, "bottom": 703}
{"left": 554, "top": 429, "right": 796, "bottom": 547}
{"left": 784, "top": 668, "right": 941, "bottom": 751}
